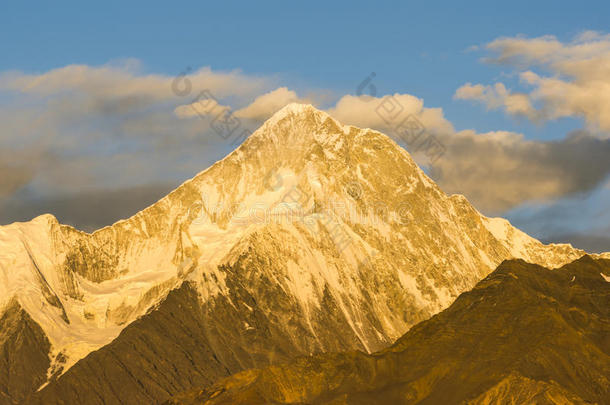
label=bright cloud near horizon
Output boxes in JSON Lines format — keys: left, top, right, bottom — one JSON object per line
{"left": 1, "top": 1, "right": 609, "bottom": 253}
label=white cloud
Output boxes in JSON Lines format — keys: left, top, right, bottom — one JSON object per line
{"left": 173, "top": 87, "right": 311, "bottom": 121}
{"left": 0, "top": 62, "right": 269, "bottom": 102}
{"left": 326, "top": 94, "right": 455, "bottom": 135}
{"left": 456, "top": 32, "right": 610, "bottom": 133}
{"left": 455, "top": 82, "right": 538, "bottom": 120}
{"left": 234, "top": 87, "right": 308, "bottom": 120}
{"left": 173, "top": 98, "right": 229, "bottom": 119}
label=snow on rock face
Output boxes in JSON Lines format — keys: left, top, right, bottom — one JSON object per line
{"left": 0, "top": 103, "right": 597, "bottom": 381}
{"left": 0, "top": 212, "right": 184, "bottom": 375}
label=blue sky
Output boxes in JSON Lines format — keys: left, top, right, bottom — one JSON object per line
{"left": 2, "top": 0, "right": 607, "bottom": 137}
{"left": 1, "top": 1, "right": 609, "bottom": 251}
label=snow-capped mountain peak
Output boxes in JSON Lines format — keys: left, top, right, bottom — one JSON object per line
{"left": 0, "top": 104, "right": 597, "bottom": 397}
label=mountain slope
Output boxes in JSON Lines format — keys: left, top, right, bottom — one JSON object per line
{"left": 167, "top": 256, "right": 610, "bottom": 405}
{"left": 27, "top": 284, "right": 232, "bottom": 404}
{"left": 0, "top": 104, "right": 599, "bottom": 402}
{"left": 0, "top": 299, "right": 51, "bottom": 405}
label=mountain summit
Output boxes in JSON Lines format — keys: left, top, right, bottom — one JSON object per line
{"left": 0, "top": 104, "right": 600, "bottom": 404}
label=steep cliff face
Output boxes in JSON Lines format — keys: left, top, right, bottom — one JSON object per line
{"left": 0, "top": 104, "right": 599, "bottom": 403}
{"left": 168, "top": 256, "right": 610, "bottom": 405}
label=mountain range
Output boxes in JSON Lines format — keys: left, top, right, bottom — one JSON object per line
{"left": 167, "top": 255, "right": 610, "bottom": 404}
{"left": 0, "top": 104, "right": 607, "bottom": 404}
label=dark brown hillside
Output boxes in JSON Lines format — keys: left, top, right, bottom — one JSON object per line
{"left": 167, "top": 256, "right": 610, "bottom": 404}
{"left": 0, "top": 300, "right": 51, "bottom": 405}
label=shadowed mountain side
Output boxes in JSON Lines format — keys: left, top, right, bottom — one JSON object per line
{"left": 26, "top": 284, "right": 234, "bottom": 405}
{"left": 0, "top": 300, "right": 51, "bottom": 405}
{"left": 166, "top": 256, "right": 610, "bottom": 405}
{"left": 27, "top": 241, "right": 407, "bottom": 405}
